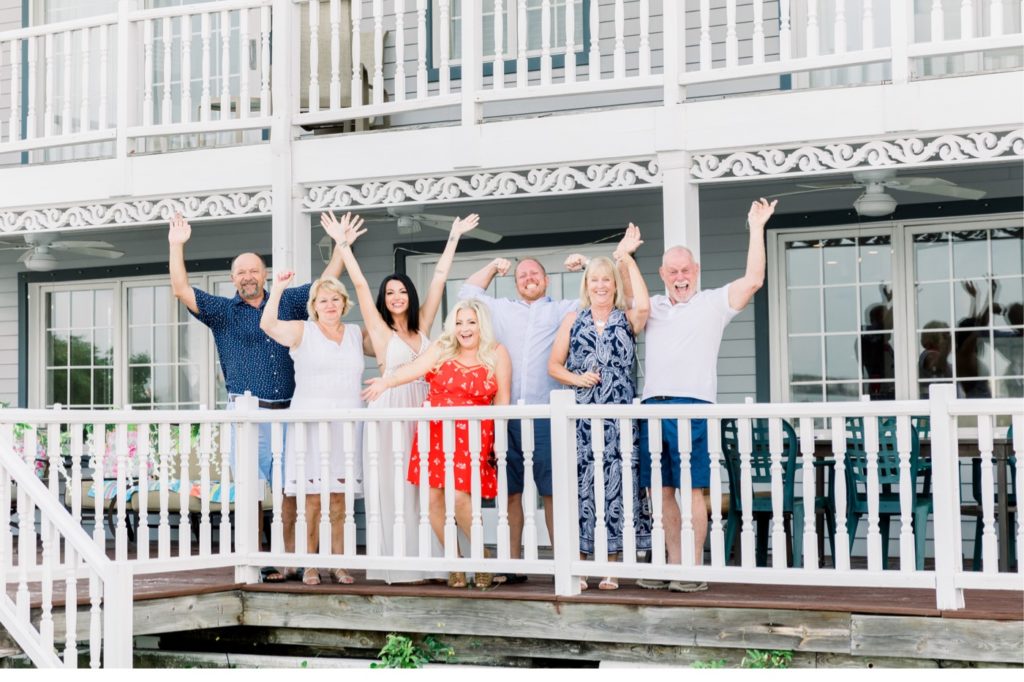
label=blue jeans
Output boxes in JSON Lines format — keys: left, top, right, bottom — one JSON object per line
{"left": 506, "top": 419, "right": 553, "bottom": 496}
{"left": 639, "top": 397, "right": 711, "bottom": 489}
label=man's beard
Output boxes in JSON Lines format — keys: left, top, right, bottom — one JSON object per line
{"left": 239, "top": 283, "right": 262, "bottom": 300}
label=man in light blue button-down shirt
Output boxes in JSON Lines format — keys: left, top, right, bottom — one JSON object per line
{"left": 459, "top": 256, "right": 581, "bottom": 570}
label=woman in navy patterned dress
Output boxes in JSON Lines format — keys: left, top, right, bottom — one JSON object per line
{"left": 548, "top": 225, "right": 651, "bottom": 590}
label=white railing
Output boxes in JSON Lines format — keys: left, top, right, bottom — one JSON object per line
{"left": 1, "top": 385, "right": 1021, "bottom": 665}
{"left": 1, "top": 423, "right": 132, "bottom": 669}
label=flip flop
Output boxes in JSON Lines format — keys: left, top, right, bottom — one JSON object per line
{"left": 260, "top": 566, "right": 286, "bottom": 583}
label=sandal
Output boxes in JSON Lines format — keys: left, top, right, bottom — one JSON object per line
{"left": 260, "top": 566, "right": 286, "bottom": 583}
{"left": 330, "top": 568, "right": 355, "bottom": 585}
{"left": 447, "top": 572, "right": 467, "bottom": 589}
{"left": 302, "top": 567, "right": 321, "bottom": 586}
{"left": 598, "top": 576, "right": 619, "bottom": 591}
{"left": 579, "top": 577, "right": 589, "bottom": 591}
{"left": 474, "top": 572, "right": 494, "bottom": 589}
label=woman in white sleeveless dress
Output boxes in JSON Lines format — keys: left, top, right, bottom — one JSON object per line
{"left": 321, "top": 210, "right": 480, "bottom": 583}
{"left": 261, "top": 271, "right": 363, "bottom": 585}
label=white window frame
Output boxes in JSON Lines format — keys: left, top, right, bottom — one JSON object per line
{"left": 768, "top": 212, "right": 1022, "bottom": 403}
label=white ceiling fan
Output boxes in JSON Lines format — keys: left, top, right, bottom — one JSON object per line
{"left": 772, "top": 169, "right": 987, "bottom": 217}
{"left": 0, "top": 233, "right": 125, "bottom": 271}
{"left": 371, "top": 207, "right": 504, "bottom": 243}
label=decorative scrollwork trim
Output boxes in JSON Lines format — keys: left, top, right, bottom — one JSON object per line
{"left": 302, "top": 160, "right": 662, "bottom": 211}
{"left": 690, "top": 129, "right": 1024, "bottom": 181}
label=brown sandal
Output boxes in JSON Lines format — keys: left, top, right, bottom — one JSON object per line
{"left": 474, "top": 572, "right": 494, "bottom": 589}
{"left": 302, "top": 567, "right": 321, "bottom": 586}
{"left": 447, "top": 572, "right": 467, "bottom": 588}
{"left": 330, "top": 568, "right": 354, "bottom": 584}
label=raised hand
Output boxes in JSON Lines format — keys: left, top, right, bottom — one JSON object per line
{"left": 575, "top": 371, "right": 601, "bottom": 389}
{"left": 490, "top": 257, "right": 512, "bottom": 276}
{"left": 320, "top": 211, "right": 366, "bottom": 248}
{"left": 614, "top": 223, "right": 643, "bottom": 259}
{"left": 564, "top": 253, "right": 589, "bottom": 272}
{"left": 747, "top": 198, "right": 778, "bottom": 230}
{"left": 361, "top": 377, "right": 388, "bottom": 403}
{"left": 450, "top": 213, "right": 480, "bottom": 237}
{"left": 168, "top": 212, "right": 192, "bottom": 246}
{"left": 271, "top": 270, "right": 294, "bottom": 292}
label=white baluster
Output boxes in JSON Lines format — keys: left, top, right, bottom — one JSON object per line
{"left": 161, "top": 17, "right": 172, "bottom": 123}
{"left": 366, "top": 421, "right": 381, "bottom": 558}
{"left": 517, "top": 0, "right": 529, "bottom": 87}
{"left": 541, "top": 0, "right": 553, "bottom": 85}
{"left": 200, "top": 12, "right": 212, "bottom": 121}
{"left": 114, "top": 424, "right": 128, "bottom": 561}
{"left": 961, "top": 1, "right": 975, "bottom": 40}
{"left": 343, "top": 421, "right": 357, "bottom": 556}
{"left": 391, "top": 421, "right": 406, "bottom": 557}
{"left": 0, "top": 427, "right": 9, "bottom": 579}
{"left": 725, "top": 0, "right": 738, "bottom": 68}
{"left": 592, "top": 418, "right": 608, "bottom": 563}
{"left": 587, "top": 0, "right": 599, "bottom": 82}
{"left": 991, "top": 0, "right": 1005, "bottom": 35}
{"left": 768, "top": 419, "right": 786, "bottom": 569}
{"left": 780, "top": 0, "right": 792, "bottom": 61}
{"left": 98, "top": 26, "right": 108, "bottom": 130}
{"left": 978, "top": 415, "right": 998, "bottom": 572}
{"left": 294, "top": 421, "right": 308, "bottom": 555}
{"left": 199, "top": 421, "right": 212, "bottom": 556}
{"left": 40, "top": 514, "right": 55, "bottom": 651}
{"left": 835, "top": 0, "right": 847, "bottom": 54}
{"left": 79, "top": 28, "right": 91, "bottom": 133}
{"left": 699, "top": 0, "right": 711, "bottom": 71}
{"left": 437, "top": 0, "right": 449, "bottom": 96}
{"left": 862, "top": 0, "right": 874, "bottom": 50}
{"left": 648, "top": 418, "right": 665, "bottom": 564}
{"left": 270, "top": 422, "right": 284, "bottom": 553}
{"left": 619, "top": 418, "right": 636, "bottom": 563}
{"left": 260, "top": 5, "right": 271, "bottom": 115}
{"left": 15, "top": 441, "right": 31, "bottom": 619}
{"left": 864, "top": 416, "right": 882, "bottom": 571}
{"left": 896, "top": 416, "right": 915, "bottom": 572}
{"left": 9, "top": 39, "right": 21, "bottom": 142}
{"left": 218, "top": 422, "right": 232, "bottom": 554}
{"left": 417, "top": 418, "right": 432, "bottom": 558}
{"left": 1012, "top": 414, "right": 1023, "bottom": 571}
{"left": 494, "top": 419, "right": 510, "bottom": 559}
{"left": 69, "top": 424, "right": 83, "bottom": 529}
{"left": 442, "top": 419, "right": 457, "bottom": 557}
{"left": 88, "top": 571, "right": 101, "bottom": 668}
{"left": 238, "top": 9, "right": 250, "bottom": 118}
{"left": 26, "top": 36, "right": 36, "bottom": 139}
{"left": 329, "top": 0, "right": 341, "bottom": 109}
{"left": 373, "top": 0, "right": 384, "bottom": 104}
{"left": 799, "top": 417, "right": 818, "bottom": 569}
{"left": 92, "top": 422, "right": 105, "bottom": 549}
{"left": 142, "top": 20, "right": 154, "bottom": 127}
{"left": 831, "top": 417, "right": 850, "bottom": 569}
{"left": 930, "top": 0, "right": 944, "bottom": 42}
{"left": 416, "top": 0, "right": 428, "bottom": 98}
{"left": 351, "top": 0, "right": 364, "bottom": 105}
{"left": 178, "top": 423, "right": 192, "bottom": 557}
{"left": 708, "top": 418, "right": 726, "bottom": 567}
{"left": 806, "top": 0, "right": 820, "bottom": 57}
{"left": 61, "top": 31, "right": 72, "bottom": 135}
{"left": 44, "top": 33, "right": 54, "bottom": 138}
{"left": 219, "top": 10, "right": 230, "bottom": 120}
{"left": 176, "top": 14, "right": 191, "bottom": 123}
{"left": 136, "top": 423, "right": 150, "bottom": 560}
{"left": 318, "top": 422, "right": 331, "bottom": 557}
{"left": 752, "top": 0, "right": 765, "bottom": 65}
{"left": 394, "top": 0, "right": 407, "bottom": 101}
{"left": 638, "top": 0, "right": 650, "bottom": 76}
{"left": 157, "top": 423, "right": 171, "bottom": 559}
{"left": 738, "top": 417, "right": 754, "bottom": 568}
{"left": 469, "top": 420, "right": 483, "bottom": 559}
{"left": 63, "top": 544, "right": 78, "bottom": 666}
{"left": 678, "top": 418, "right": 694, "bottom": 567}
{"left": 613, "top": 0, "right": 625, "bottom": 78}
{"left": 47, "top": 420, "right": 60, "bottom": 501}
{"left": 522, "top": 417, "right": 538, "bottom": 560}
{"left": 494, "top": 0, "right": 506, "bottom": 89}
{"left": 308, "top": 0, "right": 320, "bottom": 113}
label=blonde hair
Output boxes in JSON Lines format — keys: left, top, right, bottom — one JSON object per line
{"left": 435, "top": 299, "right": 499, "bottom": 376}
{"left": 307, "top": 276, "right": 353, "bottom": 320}
{"left": 579, "top": 256, "right": 626, "bottom": 310}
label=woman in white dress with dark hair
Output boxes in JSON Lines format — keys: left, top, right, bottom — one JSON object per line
{"left": 321, "top": 210, "right": 481, "bottom": 583}
{"left": 261, "top": 269, "right": 363, "bottom": 585}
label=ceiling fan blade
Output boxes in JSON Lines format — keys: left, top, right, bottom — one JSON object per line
{"left": 50, "top": 240, "right": 116, "bottom": 249}
{"left": 886, "top": 182, "right": 986, "bottom": 200}
{"left": 795, "top": 182, "right": 863, "bottom": 190}
{"left": 63, "top": 247, "right": 125, "bottom": 259}
{"left": 17, "top": 250, "right": 32, "bottom": 263}
{"left": 768, "top": 187, "right": 857, "bottom": 199}
{"left": 419, "top": 221, "right": 503, "bottom": 244}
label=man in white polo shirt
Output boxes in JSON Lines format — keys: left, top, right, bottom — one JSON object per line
{"left": 638, "top": 198, "right": 777, "bottom": 592}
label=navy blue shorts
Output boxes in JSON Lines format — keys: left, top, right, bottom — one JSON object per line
{"left": 506, "top": 419, "right": 553, "bottom": 497}
{"left": 639, "top": 397, "right": 711, "bottom": 489}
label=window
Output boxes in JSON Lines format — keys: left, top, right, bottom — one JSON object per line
{"left": 32, "top": 272, "right": 232, "bottom": 409}
{"left": 432, "top": 0, "right": 587, "bottom": 73}
{"left": 770, "top": 217, "right": 1023, "bottom": 402}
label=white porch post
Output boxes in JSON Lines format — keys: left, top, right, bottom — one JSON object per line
{"left": 929, "top": 383, "right": 965, "bottom": 610}
{"left": 550, "top": 390, "right": 580, "bottom": 596}
{"left": 659, "top": 150, "right": 701, "bottom": 283}
{"left": 233, "top": 393, "right": 261, "bottom": 584}
{"left": 270, "top": 0, "right": 310, "bottom": 281}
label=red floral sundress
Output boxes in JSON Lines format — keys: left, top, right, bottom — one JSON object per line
{"left": 407, "top": 360, "right": 498, "bottom": 498}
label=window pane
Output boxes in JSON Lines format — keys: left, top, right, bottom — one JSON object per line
{"left": 860, "top": 333, "right": 894, "bottom": 381}
{"left": 825, "top": 335, "right": 860, "bottom": 381}
{"left": 991, "top": 227, "right": 1023, "bottom": 276}
{"left": 154, "top": 325, "right": 172, "bottom": 363}
{"left": 130, "top": 326, "right": 153, "bottom": 362}
{"left": 993, "top": 276, "right": 1023, "bottom": 327}
{"left": 788, "top": 336, "right": 821, "bottom": 382}
{"left": 71, "top": 290, "right": 93, "bottom": 329}
{"left": 787, "top": 289, "right": 820, "bottom": 334}
{"left": 69, "top": 331, "right": 93, "bottom": 366}
{"left": 859, "top": 237, "right": 891, "bottom": 283}
{"left": 178, "top": 365, "right": 199, "bottom": 403}
{"left": 130, "top": 287, "right": 153, "bottom": 326}
{"left": 826, "top": 382, "right": 861, "bottom": 401}
{"left": 824, "top": 287, "right": 857, "bottom": 333}
{"left": 48, "top": 331, "right": 69, "bottom": 366}
{"left": 49, "top": 292, "right": 70, "bottom": 329}
{"left": 791, "top": 384, "right": 823, "bottom": 402}
{"left": 952, "top": 231, "right": 989, "bottom": 280}
{"left": 95, "top": 289, "right": 114, "bottom": 327}
{"left": 823, "top": 241, "right": 856, "bottom": 285}
{"left": 993, "top": 331, "right": 1023, "bottom": 381}
{"left": 130, "top": 367, "right": 153, "bottom": 405}
{"left": 914, "top": 232, "right": 949, "bottom": 282}
{"left": 69, "top": 368, "right": 92, "bottom": 406}
{"left": 47, "top": 369, "right": 68, "bottom": 406}
{"left": 154, "top": 285, "right": 174, "bottom": 325}
{"left": 954, "top": 279, "right": 990, "bottom": 327}
{"left": 154, "top": 365, "right": 175, "bottom": 404}
{"left": 860, "top": 285, "right": 892, "bottom": 331}
{"left": 918, "top": 325, "right": 953, "bottom": 383}
{"left": 94, "top": 329, "right": 112, "bottom": 366}
{"left": 917, "top": 281, "right": 952, "bottom": 328}
{"left": 93, "top": 369, "right": 114, "bottom": 406}
{"left": 786, "top": 243, "right": 820, "bottom": 286}
{"left": 994, "top": 378, "right": 1023, "bottom": 399}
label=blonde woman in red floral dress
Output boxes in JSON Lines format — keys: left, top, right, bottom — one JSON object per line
{"left": 362, "top": 298, "right": 511, "bottom": 589}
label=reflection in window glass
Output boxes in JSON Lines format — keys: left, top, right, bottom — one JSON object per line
{"left": 43, "top": 288, "right": 115, "bottom": 408}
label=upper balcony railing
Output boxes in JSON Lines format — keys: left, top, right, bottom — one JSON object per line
{"left": 0, "top": 1, "right": 1021, "bottom": 163}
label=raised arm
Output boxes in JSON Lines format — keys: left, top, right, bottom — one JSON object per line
{"left": 168, "top": 213, "right": 198, "bottom": 314}
{"left": 547, "top": 313, "right": 600, "bottom": 389}
{"left": 361, "top": 342, "right": 443, "bottom": 403}
{"left": 419, "top": 214, "right": 480, "bottom": 329}
{"left": 318, "top": 211, "right": 353, "bottom": 280}
{"left": 613, "top": 224, "right": 650, "bottom": 333}
{"left": 493, "top": 344, "right": 512, "bottom": 406}
{"left": 728, "top": 198, "right": 777, "bottom": 311}
{"left": 259, "top": 271, "right": 306, "bottom": 348}
{"left": 464, "top": 257, "right": 511, "bottom": 291}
